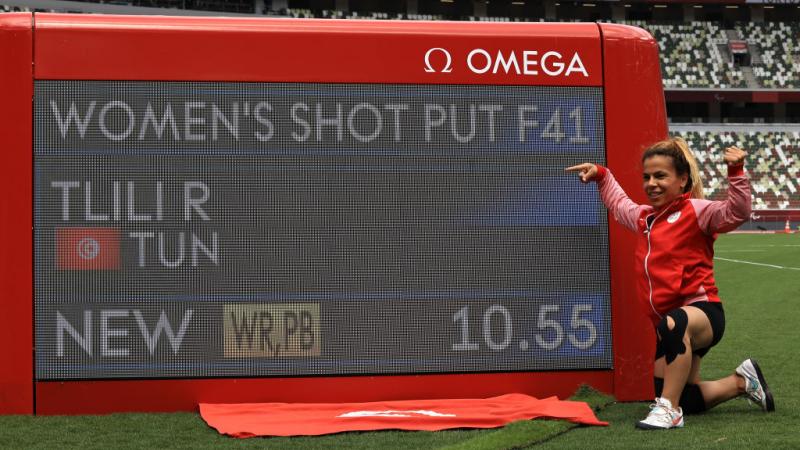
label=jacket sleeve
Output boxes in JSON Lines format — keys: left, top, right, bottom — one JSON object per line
{"left": 594, "top": 166, "right": 645, "bottom": 232}
{"left": 693, "top": 164, "right": 752, "bottom": 234}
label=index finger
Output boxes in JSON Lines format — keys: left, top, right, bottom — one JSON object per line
{"left": 565, "top": 164, "right": 588, "bottom": 172}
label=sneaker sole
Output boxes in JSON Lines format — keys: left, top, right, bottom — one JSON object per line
{"left": 635, "top": 420, "right": 684, "bottom": 430}
{"left": 751, "top": 359, "right": 776, "bottom": 412}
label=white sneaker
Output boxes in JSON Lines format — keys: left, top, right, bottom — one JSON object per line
{"left": 636, "top": 397, "right": 684, "bottom": 430}
{"left": 736, "top": 358, "right": 775, "bottom": 412}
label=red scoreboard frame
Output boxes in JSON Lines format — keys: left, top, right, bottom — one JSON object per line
{"left": 0, "top": 13, "right": 665, "bottom": 415}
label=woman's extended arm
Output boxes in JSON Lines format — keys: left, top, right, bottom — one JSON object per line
{"left": 565, "top": 163, "right": 645, "bottom": 232}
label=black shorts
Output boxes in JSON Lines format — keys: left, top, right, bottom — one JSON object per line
{"left": 654, "top": 301, "right": 725, "bottom": 360}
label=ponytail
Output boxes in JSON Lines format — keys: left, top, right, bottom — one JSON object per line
{"left": 673, "top": 137, "right": 704, "bottom": 200}
{"left": 642, "top": 137, "right": 705, "bottom": 199}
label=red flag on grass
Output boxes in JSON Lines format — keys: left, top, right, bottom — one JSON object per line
{"left": 200, "top": 393, "right": 607, "bottom": 438}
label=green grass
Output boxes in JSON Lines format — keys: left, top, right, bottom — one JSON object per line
{"left": 1, "top": 234, "right": 797, "bottom": 449}
{"left": 539, "top": 233, "right": 800, "bottom": 449}
{"left": 0, "top": 388, "right": 612, "bottom": 450}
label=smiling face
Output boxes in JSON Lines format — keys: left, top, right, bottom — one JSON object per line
{"left": 642, "top": 155, "right": 688, "bottom": 208}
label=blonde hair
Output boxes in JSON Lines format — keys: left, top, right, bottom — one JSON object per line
{"left": 642, "top": 137, "right": 704, "bottom": 199}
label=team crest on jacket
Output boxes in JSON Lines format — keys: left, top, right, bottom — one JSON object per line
{"left": 667, "top": 211, "right": 681, "bottom": 223}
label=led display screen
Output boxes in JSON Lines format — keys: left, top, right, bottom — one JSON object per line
{"left": 34, "top": 81, "right": 611, "bottom": 379}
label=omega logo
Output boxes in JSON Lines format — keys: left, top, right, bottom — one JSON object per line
{"left": 424, "top": 48, "right": 453, "bottom": 73}
{"left": 424, "top": 47, "right": 588, "bottom": 77}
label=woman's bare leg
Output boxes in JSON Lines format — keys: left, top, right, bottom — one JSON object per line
{"left": 698, "top": 375, "right": 745, "bottom": 409}
{"left": 660, "top": 306, "right": 714, "bottom": 408}
{"left": 655, "top": 343, "right": 746, "bottom": 411}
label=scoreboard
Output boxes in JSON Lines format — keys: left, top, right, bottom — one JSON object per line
{"left": 36, "top": 81, "right": 610, "bottom": 379}
{"left": 1, "top": 13, "right": 666, "bottom": 414}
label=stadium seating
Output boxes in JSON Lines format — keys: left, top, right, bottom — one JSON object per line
{"left": 675, "top": 129, "right": 800, "bottom": 210}
{"left": 621, "top": 20, "right": 747, "bottom": 89}
{"left": 285, "top": 8, "right": 315, "bottom": 19}
{"left": 1, "top": 4, "right": 30, "bottom": 12}
{"left": 740, "top": 21, "right": 800, "bottom": 89}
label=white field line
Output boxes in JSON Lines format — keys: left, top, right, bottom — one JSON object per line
{"left": 743, "top": 244, "right": 800, "bottom": 248}
{"left": 716, "top": 244, "right": 800, "bottom": 248}
{"left": 715, "top": 245, "right": 800, "bottom": 251}
{"left": 714, "top": 257, "right": 800, "bottom": 271}
{"left": 715, "top": 250, "right": 766, "bottom": 253}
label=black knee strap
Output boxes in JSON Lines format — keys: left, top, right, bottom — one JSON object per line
{"left": 654, "top": 377, "right": 707, "bottom": 414}
{"left": 681, "top": 383, "right": 707, "bottom": 414}
{"left": 656, "top": 308, "right": 688, "bottom": 364}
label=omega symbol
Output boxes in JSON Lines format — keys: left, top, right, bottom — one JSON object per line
{"left": 424, "top": 48, "right": 453, "bottom": 73}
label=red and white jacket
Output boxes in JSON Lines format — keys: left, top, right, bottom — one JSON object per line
{"left": 594, "top": 164, "right": 751, "bottom": 326}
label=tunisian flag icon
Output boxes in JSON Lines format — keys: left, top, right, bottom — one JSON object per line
{"left": 56, "top": 227, "right": 121, "bottom": 270}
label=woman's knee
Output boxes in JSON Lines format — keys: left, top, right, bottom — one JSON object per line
{"left": 682, "top": 306, "right": 715, "bottom": 350}
{"left": 656, "top": 309, "right": 689, "bottom": 364}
